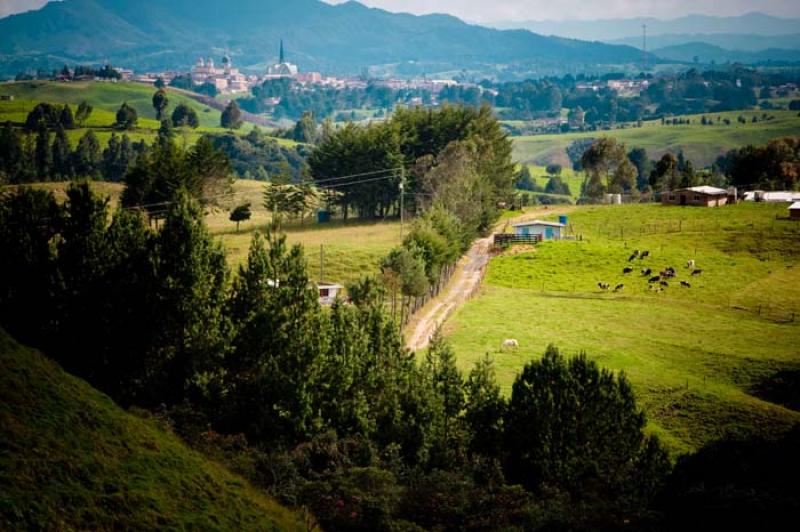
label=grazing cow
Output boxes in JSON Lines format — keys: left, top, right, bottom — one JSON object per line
{"left": 640, "top": 251, "right": 650, "bottom": 259}
{"left": 660, "top": 280, "right": 669, "bottom": 287}
{"left": 691, "top": 269, "right": 703, "bottom": 276}
{"left": 502, "top": 339, "right": 519, "bottom": 349}
{"left": 686, "top": 259, "right": 696, "bottom": 269}
{"left": 623, "top": 266, "right": 634, "bottom": 274}
{"left": 680, "top": 281, "right": 691, "bottom": 288}
{"left": 628, "top": 253, "right": 637, "bottom": 262}
{"left": 648, "top": 276, "right": 661, "bottom": 283}
{"left": 641, "top": 268, "right": 652, "bottom": 276}
{"left": 598, "top": 282, "right": 611, "bottom": 291}
{"left": 614, "top": 283, "right": 624, "bottom": 292}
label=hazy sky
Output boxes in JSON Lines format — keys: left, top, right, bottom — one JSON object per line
{"left": 1, "top": 0, "right": 798, "bottom": 21}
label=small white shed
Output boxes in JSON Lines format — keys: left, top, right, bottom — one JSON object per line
{"left": 512, "top": 220, "right": 565, "bottom": 241}
{"left": 318, "top": 282, "right": 343, "bottom": 305}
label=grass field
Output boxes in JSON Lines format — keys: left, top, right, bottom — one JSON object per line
{"left": 513, "top": 109, "right": 800, "bottom": 168}
{"left": 0, "top": 330, "right": 306, "bottom": 531}
{"left": 520, "top": 165, "right": 584, "bottom": 200}
{"left": 445, "top": 202, "right": 800, "bottom": 455}
{"left": 0, "top": 81, "right": 225, "bottom": 128}
{"left": 209, "top": 181, "right": 401, "bottom": 287}
{"left": 0, "top": 81, "right": 301, "bottom": 150}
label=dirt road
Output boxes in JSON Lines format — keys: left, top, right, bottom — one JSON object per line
{"left": 405, "top": 206, "right": 576, "bottom": 351}
{"left": 406, "top": 235, "right": 492, "bottom": 351}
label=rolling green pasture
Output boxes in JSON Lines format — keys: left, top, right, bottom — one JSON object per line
{"left": 513, "top": 109, "right": 800, "bottom": 168}
{"left": 445, "top": 202, "right": 800, "bottom": 454}
{"left": 521, "top": 165, "right": 584, "bottom": 200}
{"left": 0, "top": 81, "right": 299, "bottom": 151}
{"left": 0, "top": 81, "right": 223, "bottom": 128}
{"left": 205, "top": 179, "right": 402, "bottom": 287}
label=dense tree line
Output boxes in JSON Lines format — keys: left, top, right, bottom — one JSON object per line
{"left": 309, "top": 104, "right": 514, "bottom": 223}
{"left": 716, "top": 136, "right": 800, "bottom": 190}
{"left": 206, "top": 127, "right": 310, "bottom": 181}
{"left": 0, "top": 123, "right": 148, "bottom": 184}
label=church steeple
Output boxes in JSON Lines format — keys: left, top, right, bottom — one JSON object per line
{"left": 279, "top": 39, "right": 285, "bottom": 64}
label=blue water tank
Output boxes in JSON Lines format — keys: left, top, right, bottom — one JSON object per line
{"left": 317, "top": 210, "right": 331, "bottom": 223}
{"left": 559, "top": 215, "right": 568, "bottom": 226}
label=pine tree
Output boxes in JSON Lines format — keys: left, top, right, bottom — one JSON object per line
{"left": 152, "top": 89, "right": 169, "bottom": 121}
{"left": 115, "top": 102, "right": 138, "bottom": 129}
{"left": 503, "top": 345, "right": 669, "bottom": 515}
{"left": 148, "top": 191, "right": 230, "bottom": 405}
{"left": 73, "top": 130, "right": 102, "bottom": 177}
{"left": 34, "top": 126, "right": 51, "bottom": 180}
{"left": 75, "top": 101, "right": 93, "bottom": 125}
{"left": 59, "top": 105, "right": 76, "bottom": 130}
{"left": 465, "top": 354, "right": 505, "bottom": 459}
{"left": 221, "top": 100, "right": 242, "bottom": 129}
{"left": 50, "top": 126, "right": 73, "bottom": 179}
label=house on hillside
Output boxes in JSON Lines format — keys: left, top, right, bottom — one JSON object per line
{"left": 318, "top": 282, "right": 343, "bottom": 305}
{"left": 512, "top": 220, "right": 565, "bottom": 241}
{"left": 790, "top": 202, "right": 800, "bottom": 221}
{"left": 662, "top": 186, "right": 728, "bottom": 207}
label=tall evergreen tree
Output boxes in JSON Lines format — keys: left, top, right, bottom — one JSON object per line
{"left": 59, "top": 105, "right": 76, "bottom": 130}
{"left": 221, "top": 100, "right": 243, "bottom": 129}
{"left": 152, "top": 89, "right": 169, "bottom": 121}
{"left": 50, "top": 126, "right": 73, "bottom": 179}
{"left": 72, "top": 130, "right": 102, "bottom": 177}
{"left": 34, "top": 126, "right": 51, "bottom": 180}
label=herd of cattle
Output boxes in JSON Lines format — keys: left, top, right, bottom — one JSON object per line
{"left": 598, "top": 249, "right": 703, "bottom": 294}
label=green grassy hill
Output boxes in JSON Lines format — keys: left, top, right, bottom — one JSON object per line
{"left": 0, "top": 81, "right": 224, "bottom": 128}
{"left": 513, "top": 110, "right": 800, "bottom": 168}
{"left": 0, "top": 330, "right": 307, "bottom": 531}
{"left": 0, "top": 81, "right": 300, "bottom": 150}
{"left": 445, "top": 202, "right": 800, "bottom": 455}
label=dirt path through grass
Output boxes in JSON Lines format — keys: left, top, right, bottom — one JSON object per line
{"left": 406, "top": 235, "right": 493, "bottom": 351}
{"left": 406, "top": 206, "right": 575, "bottom": 351}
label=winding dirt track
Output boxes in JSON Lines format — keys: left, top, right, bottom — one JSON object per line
{"left": 406, "top": 235, "right": 492, "bottom": 351}
{"left": 405, "top": 206, "right": 576, "bottom": 352}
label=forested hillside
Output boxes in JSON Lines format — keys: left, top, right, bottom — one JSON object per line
{"left": 0, "top": 0, "right": 649, "bottom": 77}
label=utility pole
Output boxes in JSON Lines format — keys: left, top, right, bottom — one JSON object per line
{"left": 319, "top": 244, "right": 324, "bottom": 283}
{"left": 399, "top": 167, "right": 405, "bottom": 240}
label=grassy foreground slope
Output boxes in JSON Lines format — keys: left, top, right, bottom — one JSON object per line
{"left": 0, "top": 330, "right": 306, "bottom": 531}
{"left": 513, "top": 109, "right": 800, "bottom": 168}
{"left": 446, "top": 202, "right": 800, "bottom": 454}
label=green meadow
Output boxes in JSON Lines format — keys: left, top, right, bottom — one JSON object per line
{"left": 445, "top": 202, "right": 800, "bottom": 455}
{"left": 513, "top": 109, "right": 800, "bottom": 168}
{"left": 0, "top": 81, "right": 305, "bottom": 150}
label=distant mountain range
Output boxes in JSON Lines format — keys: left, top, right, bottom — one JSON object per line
{"left": 489, "top": 12, "right": 800, "bottom": 42}
{"left": 0, "top": 0, "right": 652, "bottom": 80}
{"left": 489, "top": 12, "right": 800, "bottom": 67}
{"left": 652, "top": 43, "right": 799, "bottom": 64}
{"left": 611, "top": 33, "right": 800, "bottom": 52}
